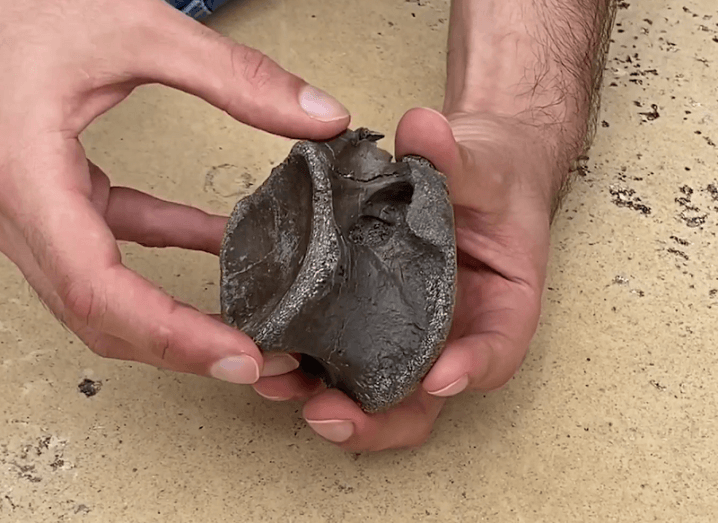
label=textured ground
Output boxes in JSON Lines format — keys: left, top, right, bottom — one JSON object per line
{"left": 1, "top": 0, "right": 716, "bottom": 521}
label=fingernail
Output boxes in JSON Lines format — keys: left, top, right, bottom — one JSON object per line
{"left": 209, "top": 355, "right": 260, "bottom": 384}
{"left": 427, "top": 374, "right": 469, "bottom": 397}
{"left": 254, "top": 387, "right": 291, "bottom": 401}
{"left": 261, "top": 354, "right": 300, "bottom": 377}
{"left": 299, "top": 85, "right": 350, "bottom": 122}
{"left": 306, "top": 419, "right": 354, "bottom": 443}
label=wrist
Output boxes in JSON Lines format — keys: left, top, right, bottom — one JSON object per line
{"left": 443, "top": 1, "right": 587, "bottom": 146}
{"left": 445, "top": 107, "right": 576, "bottom": 222}
{"left": 442, "top": 0, "right": 617, "bottom": 218}
{"left": 443, "top": 110, "right": 561, "bottom": 224}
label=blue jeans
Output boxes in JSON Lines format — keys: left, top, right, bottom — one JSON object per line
{"left": 164, "top": 0, "right": 230, "bottom": 19}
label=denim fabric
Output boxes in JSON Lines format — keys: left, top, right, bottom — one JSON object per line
{"left": 165, "top": 0, "right": 230, "bottom": 20}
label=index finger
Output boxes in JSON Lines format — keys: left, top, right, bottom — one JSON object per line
{"left": 123, "top": 0, "right": 351, "bottom": 139}
{"left": 16, "top": 178, "right": 262, "bottom": 384}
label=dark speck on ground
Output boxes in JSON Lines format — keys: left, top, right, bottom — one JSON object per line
{"left": 78, "top": 379, "right": 101, "bottom": 397}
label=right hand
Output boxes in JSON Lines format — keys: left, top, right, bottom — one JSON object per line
{"left": 0, "top": 0, "right": 350, "bottom": 382}
{"left": 252, "top": 108, "right": 554, "bottom": 452}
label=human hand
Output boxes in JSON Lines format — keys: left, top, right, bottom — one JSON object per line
{"left": 0, "top": 0, "right": 349, "bottom": 380}
{"left": 253, "top": 0, "right": 616, "bottom": 450}
{"left": 252, "top": 107, "right": 556, "bottom": 451}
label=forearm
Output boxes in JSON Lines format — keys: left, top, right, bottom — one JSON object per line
{"left": 444, "top": 0, "right": 617, "bottom": 215}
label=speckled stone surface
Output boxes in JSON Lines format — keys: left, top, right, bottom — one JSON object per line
{"left": 1, "top": 0, "right": 717, "bottom": 521}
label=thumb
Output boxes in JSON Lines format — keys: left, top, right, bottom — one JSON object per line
{"left": 394, "top": 108, "right": 476, "bottom": 205}
{"left": 129, "top": 1, "right": 350, "bottom": 139}
{"left": 395, "top": 107, "right": 460, "bottom": 176}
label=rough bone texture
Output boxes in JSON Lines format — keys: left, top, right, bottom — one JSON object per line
{"left": 220, "top": 128, "right": 456, "bottom": 412}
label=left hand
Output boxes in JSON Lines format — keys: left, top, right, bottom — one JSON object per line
{"left": 0, "top": 0, "right": 349, "bottom": 384}
{"left": 252, "top": 107, "right": 557, "bottom": 451}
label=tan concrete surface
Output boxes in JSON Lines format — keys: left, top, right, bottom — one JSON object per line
{"left": 2, "top": 0, "right": 717, "bottom": 521}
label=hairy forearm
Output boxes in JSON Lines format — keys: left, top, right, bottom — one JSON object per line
{"left": 443, "top": 0, "right": 617, "bottom": 216}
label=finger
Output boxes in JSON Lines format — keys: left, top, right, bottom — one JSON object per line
{"left": 71, "top": 311, "right": 260, "bottom": 377}
{"left": 395, "top": 107, "right": 460, "bottom": 174}
{"left": 422, "top": 334, "right": 516, "bottom": 394}
{"left": 73, "top": 324, "right": 172, "bottom": 369}
{"left": 58, "top": 268, "right": 264, "bottom": 381}
{"left": 32, "top": 250, "right": 270, "bottom": 381}
{"left": 423, "top": 283, "right": 539, "bottom": 395}
{"left": 259, "top": 353, "right": 302, "bottom": 378}
{"left": 85, "top": 161, "right": 228, "bottom": 255}
{"left": 78, "top": 329, "right": 301, "bottom": 379}
{"left": 14, "top": 247, "right": 259, "bottom": 380}
{"left": 105, "top": 186, "right": 228, "bottom": 255}
{"left": 395, "top": 107, "right": 482, "bottom": 210}
{"left": 394, "top": 107, "right": 509, "bottom": 211}
{"left": 303, "top": 389, "right": 446, "bottom": 452}
{"left": 0, "top": 219, "right": 206, "bottom": 374}
{"left": 17, "top": 163, "right": 264, "bottom": 383}
{"left": 424, "top": 265, "right": 539, "bottom": 395}
{"left": 253, "top": 367, "right": 324, "bottom": 402}
{"left": 129, "top": 0, "right": 351, "bottom": 139}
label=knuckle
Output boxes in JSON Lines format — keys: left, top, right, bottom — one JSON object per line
{"left": 231, "top": 43, "right": 274, "bottom": 92}
{"left": 145, "top": 300, "right": 181, "bottom": 362}
{"left": 58, "top": 277, "right": 107, "bottom": 331}
{"left": 148, "top": 322, "right": 172, "bottom": 362}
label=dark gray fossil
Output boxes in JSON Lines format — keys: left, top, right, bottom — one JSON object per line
{"left": 220, "top": 128, "right": 456, "bottom": 412}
